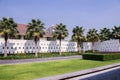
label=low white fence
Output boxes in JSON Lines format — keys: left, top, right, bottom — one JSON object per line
{"left": 0, "top": 39, "right": 78, "bottom": 54}
{"left": 1, "top": 39, "right": 119, "bottom": 53}
{"left": 83, "top": 39, "right": 120, "bottom": 52}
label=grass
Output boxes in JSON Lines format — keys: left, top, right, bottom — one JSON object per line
{"left": 0, "top": 59, "right": 120, "bottom": 80}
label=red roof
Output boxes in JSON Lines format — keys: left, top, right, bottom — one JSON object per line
{"left": 17, "top": 24, "right": 27, "bottom": 35}
{"left": 16, "top": 24, "right": 54, "bottom": 38}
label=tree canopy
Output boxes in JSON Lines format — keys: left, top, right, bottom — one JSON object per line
{"left": 99, "top": 28, "right": 111, "bottom": 41}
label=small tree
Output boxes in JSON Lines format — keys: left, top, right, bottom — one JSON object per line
{"left": 26, "top": 19, "right": 45, "bottom": 57}
{"left": 53, "top": 23, "right": 68, "bottom": 55}
{"left": 87, "top": 28, "right": 99, "bottom": 53}
{"left": 72, "top": 26, "right": 85, "bottom": 53}
{"left": 0, "top": 17, "right": 18, "bottom": 57}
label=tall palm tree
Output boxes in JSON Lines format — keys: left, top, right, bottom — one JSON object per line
{"left": 72, "top": 26, "right": 85, "bottom": 53}
{"left": 111, "top": 26, "right": 120, "bottom": 43}
{"left": 0, "top": 17, "right": 18, "bottom": 57}
{"left": 99, "top": 28, "right": 111, "bottom": 42}
{"left": 53, "top": 23, "right": 68, "bottom": 55}
{"left": 26, "top": 19, "right": 45, "bottom": 57}
{"left": 87, "top": 28, "right": 99, "bottom": 53}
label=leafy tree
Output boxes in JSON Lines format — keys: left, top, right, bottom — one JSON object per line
{"left": 72, "top": 26, "right": 85, "bottom": 53}
{"left": 99, "top": 28, "right": 111, "bottom": 41}
{"left": 26, "top": 19, "right": 45, "bottom": 57}
{"left": 53, "top": 23, "right": 68, "bottom": 55}
{"left": 87, "top": 28, "right": 99, "bottom": 53}
{"left": 0, "top": 17, "right": 18, "bottom": 57}
{"left": 111, "top": 26, "right": 120, "bottom": 42}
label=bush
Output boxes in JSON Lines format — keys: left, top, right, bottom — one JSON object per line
{"left": 61, "top": 52, "right": 80, "bottom": 56}
{"left": 85, "top": 50, "right": 99, "bottom": 53}
{"left": 0, "top": 52, "right": 80, "bottom": 60}
{"left": 82, "top": 53, "right": 120, "bottom": 61}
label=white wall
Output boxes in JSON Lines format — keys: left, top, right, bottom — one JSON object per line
{"left": 83, "top": 39, "right": 120, "bottom": 52}
{"left": 0, "top": 39, "right": 78, "bottom": 54}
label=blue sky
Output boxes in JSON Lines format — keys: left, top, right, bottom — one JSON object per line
{"left": 0, "top": 0, "right": 120, "bottom": 39}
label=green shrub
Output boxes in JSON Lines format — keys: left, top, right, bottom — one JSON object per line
{"left": 85, "top": 50, "right": 99, "bottom": 53}
{"left": 61, "top": 52, "right": 80, "bottom": 56}
{"left": 82, "top": 53, "right": 120, "bottom": 61}
{"left": 0, "top": 52, "right": 80, "bottom": 60}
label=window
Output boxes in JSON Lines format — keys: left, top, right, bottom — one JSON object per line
{"left": 19, "top": 47, "right": 21, "bottom": 49}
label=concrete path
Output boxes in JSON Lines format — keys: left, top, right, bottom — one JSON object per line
{"left": 0, "top": 55, "right": 82, "bottom": 65}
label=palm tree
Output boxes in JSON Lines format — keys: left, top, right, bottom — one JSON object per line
{"left": 86, "top": 28, "right": 99, "bottom": 53}
{"left": 53, "top": 23, "right": 68, "bottom": 55}
{"left": 99, "top": 28, "right": 111, "bottom": 42}
{"left": 0, "top": 17, "right": 18, "bottom": 57}
{"left": 111, "top": 26, "right": 120, "bottom": 43}
{"left": 26, "top": 19, "right": 45, "bottom": 57}
{"left": 72, "top": 26, "right": 85, "bottom": 53}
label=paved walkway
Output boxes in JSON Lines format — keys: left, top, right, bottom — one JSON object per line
{"left": 0, "top": 55, "right": 82, "bottom": 65}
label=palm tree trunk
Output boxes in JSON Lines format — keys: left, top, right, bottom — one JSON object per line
{"left": 78, "top": 45, "right": 80, "bottom": 53}
{"left": 35, "top": 43, "right": 38, "bottom": 57}
{"left": 119, "top": 39, "right": 120, "bottom": 50}
{"left": 77, "top": 42, "right": 80, "bottom": 53}
{"left": 4, "top": 40, "right": 7, "bottom": 57}
{"left": 34, "top": 36, "right": 39, "bottom": 57}
{"left": 77, "top": 39, "right": 81, "bottom": 53}
{"left": 59, "top": 39, "right": 62, "bottom": 55}
{"left": 4, "top": 33, "right": 8, "bottom": 57}
{"left": 92, "top": 42, "right": 94, "bottom": 53}
{"left": 119, "top": 39, "right": 120, "bottom": 45}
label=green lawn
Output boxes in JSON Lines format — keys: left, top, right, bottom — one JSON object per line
{"left": 0, "top": 59, "right": 120, "bottom": 80}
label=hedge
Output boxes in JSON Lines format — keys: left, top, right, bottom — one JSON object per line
{"left": 82, "top": 53, "right": 120, "bottom": 61}
{"left": 0, "top": 52, "right": 80, "bottom": 60}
